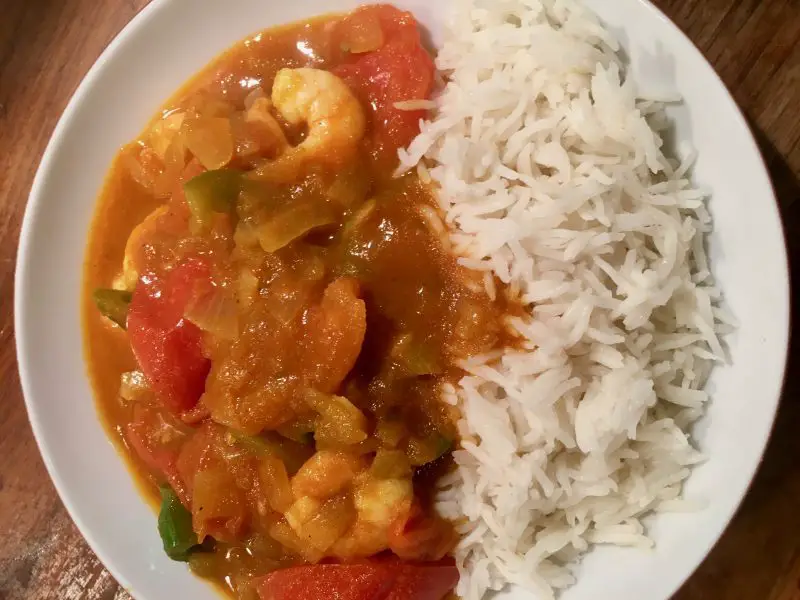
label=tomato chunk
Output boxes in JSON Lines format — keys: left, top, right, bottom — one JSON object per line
{"left": 256, "top": 561, "right": 458, "bottom": 600}
{"left": 388, "top": 502, "right": 456, "bottom": 561}
{"left": 385, "top": 562, "right": 459, "bottom": 600}
{"left": 124, "top": 404, "right": 190, "bottom": 505}
{"left": 127, "top": 259, "right": 212, "bottom": 413}
{"left": 333, "top": 5, "right": 435, "bottom": 165}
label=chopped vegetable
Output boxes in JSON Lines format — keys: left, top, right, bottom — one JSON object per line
{"left": 258, "top": 454, "right": 294, "bottom": 512}
{"left": 93, "top": 288, "right": 132, "bottom": 329}
{"left": 276, "top": 416, "right": 315, "bottom": 444}
{"left": 327, "top": 165, "right": 373, "bottom": 208}
{"left": 353, "top": 477, "right": 412, "bottom": 526}
{"left": 236, "top": 268, "right": 259, "bottom": 307}
{"left": 183, "top": 117, "right": 234, "bottom": 170}
{"left": 148, "top": 111, "right": 186, "bottom": 160}
{"left": 184, "top": 283, "right": 239, "bottom": 340}
{"left": 257, "top": 202, "right": 337, "bottom": 253}
{"left": 126, "top": 260, "right": 212, "bottom": 413}
{"left": 388, "top": 502, "right": 456, "bottom": 561}
{"left": 333, "top": 5, "right": 435, "bottom": 165}
{"left": 158, "top": 484, "right": 201, "bottom": 561}
{"left": 375, "top": 418, "right": 407, "bottom": 449}
{"left": 285, "top": 496, "right": 323, "bottom": 532}
{"left": 227, "top": 429, "right": 314, "bottom": 475}
{"left": 337, "top": 8, "right": 385, "bottom": 54}
{"left": 184, "top": 169, "right": 242, "bottom": 232}
{"left": 295, "top": 494, "right": 356, "bottom": 552}
{"left": 123, "top": 143, "right": 164, "bottom": 194}
{"left": 390, "top": 334, "right": 442, "bottom": 375}
{"left": 227, "top": 429, "right": 277, "bottom": 454}
{"left": 119, "top": 370, "right": 150, "bottom": 403}
{"left": 405, "top": 435, "right": 452, "bottom": 466}
{"left": 255, "top": 560, "right": 459, "bottom": 600}
{"left": 192, "top": 468, "right": 247, "bottom": 542}
{"left": 126, "top": 405, "right": 189, "bottom": 502}
{"left": 305, "top": 392, "right": 368, "bottom": 446}
{"left": 268, "top": 518, "right": 324, "bottom": 563}
{"left": 369, "top": 449, "right": 412, "bottom": 479}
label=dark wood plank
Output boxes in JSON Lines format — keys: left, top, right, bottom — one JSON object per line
{"left": 0, "top": 0, "right": 797, "bottom": 598}
{"left": 0, "top": 2, "right": 150, "bottom": 598}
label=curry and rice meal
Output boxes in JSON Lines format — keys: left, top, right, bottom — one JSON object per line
{"left": 82, "top": 2, "right": 729, "bottom": 599}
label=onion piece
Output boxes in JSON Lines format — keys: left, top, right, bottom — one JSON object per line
{"left": 338, "top": 9, "right": 384, "bottom": 53}
{"left": 149, "top": 111, "right": 186, "bottom": 160}
{"left": 120, "top": 370, "right": 150, "bottom": 403}
{"left": 237, "top": 268, "right": 259, "bottom": 307}
{"left": 184, "top": 283, "right": 239, "bottom": 340}
{"left": 257, "top": 202, "right": 337, "bottom": 253}
{"left": 299, "top": 495, "right": 356, "bottom": 552}
{"left": 243, "top": 86, "right": 266, "bottom": 111}
{"left": 183, "top": 117, "right": 234, "bottom": 170}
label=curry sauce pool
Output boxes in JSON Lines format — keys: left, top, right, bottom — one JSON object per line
{"left": 82, "top": 5, "right": 516, "bottom": 600}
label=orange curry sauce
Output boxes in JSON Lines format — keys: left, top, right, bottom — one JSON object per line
{"left": 82, "top": 5, "right": 513, "bottom": 599}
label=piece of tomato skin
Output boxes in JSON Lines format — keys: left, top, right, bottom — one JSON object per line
{"left": 255, "top": 561, "right": 458, "bottom": 600}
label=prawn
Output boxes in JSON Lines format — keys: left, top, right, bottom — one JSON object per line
{"left": 252, "top": 68, "right": 366, "bottom": 182}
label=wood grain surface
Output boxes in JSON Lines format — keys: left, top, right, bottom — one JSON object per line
{"left": 0, "top": 0, "right": 798, "bottom": 598}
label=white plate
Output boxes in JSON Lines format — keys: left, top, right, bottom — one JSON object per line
{"left": 15, "top": 1, "right": 789, "bottom": 599}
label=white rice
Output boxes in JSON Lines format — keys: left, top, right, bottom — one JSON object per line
{"left": 398, "top": 1, "right": 730, "bottom": 598}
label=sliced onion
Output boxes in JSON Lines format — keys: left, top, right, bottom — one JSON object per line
{"left": 183, "top": 116, "right": 234, "bottom": 170}
{"left": 119, "top": 370, "right": 150, "bottom": 403}
{"left": 338, "top": 9, "right": 384, "bottom": 54}
{"left": 258, "top": 202, "right": 336, "bottom": 253}
{"left": 243, "top": 86, "right": 267, "bottom": 111}
{"left": 237, "top": 268, "right": 259, "bottom": 307}
{"left": 184, "top": 283, "right": 239, "bottom": 340}
{"left": 122, "top": 142, "right": 163, "bottom": 193}
{"left": 149, "top": 111, "right": 186, "bottom": 159}
{"left": 299, "top": 495, "right": 356, "bottom": 552}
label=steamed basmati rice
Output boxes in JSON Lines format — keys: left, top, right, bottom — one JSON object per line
{"left": 398, "top": 1, "right": 730, "bottom": 598}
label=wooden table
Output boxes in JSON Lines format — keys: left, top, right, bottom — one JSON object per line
{"left": 0, "top": 0, "right": 798, "bottom": 598}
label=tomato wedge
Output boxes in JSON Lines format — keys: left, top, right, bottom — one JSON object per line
{"left": 127, "top": 259, "right": 212, "bottom": 414}
{"left": 124, "top": 404, "right": 190, "bottom": 505}
{"left": 333, "top": 5, "right": 435, "bottom": 165}
{"left": 256, "top": 561, "right": 458, "bottom": 600}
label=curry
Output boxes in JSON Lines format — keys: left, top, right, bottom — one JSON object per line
{"left": 82, "top": 5, "right": 512, "bottom": 599}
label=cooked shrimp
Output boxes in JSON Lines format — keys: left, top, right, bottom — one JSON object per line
{"left": 290, "top": 450, "right": 366, "bottom": 500}
{"left": 252, "top": 68, "right": 366, "bottom": 182}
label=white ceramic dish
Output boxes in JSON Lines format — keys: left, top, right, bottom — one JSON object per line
{"left": 15, "top": 1, "right": 789, "bottom": 599}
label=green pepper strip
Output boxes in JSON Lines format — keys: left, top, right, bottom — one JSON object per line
{"left": 157, "top": 485, "right": 200, "bottom": 562}
{"left": 184, "top": 169, "right": 242, "bottom": 233}
{"left": 92, "top": 288, "right": 133, "bottom": 329}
